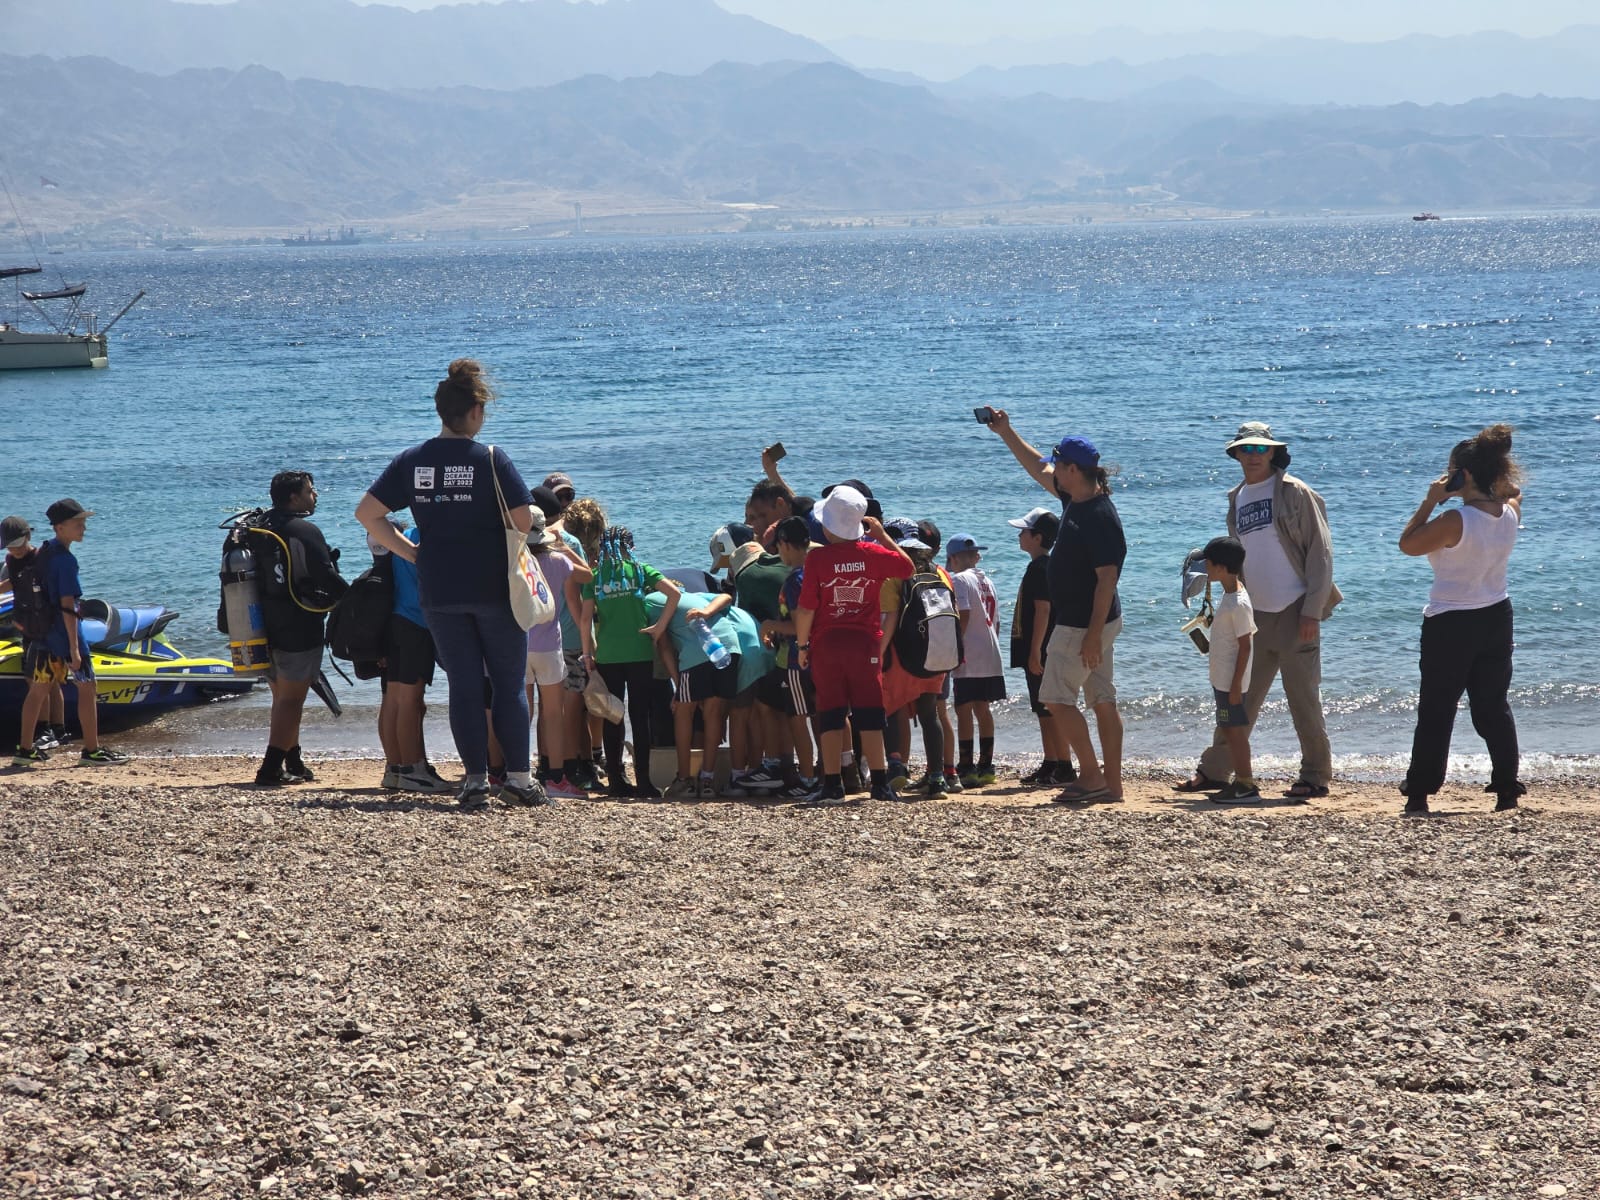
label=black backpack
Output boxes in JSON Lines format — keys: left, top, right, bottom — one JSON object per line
{"left": 6, "top": 545, "right": 56, "bottom": 641}
{"left": 893, "top": 570, "right": 964, "bottom": 677}
{"left": 325, "top": 556, "right": 393, "bottom": 676}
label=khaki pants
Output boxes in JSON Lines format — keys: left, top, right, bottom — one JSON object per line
{"left": 1198, "top": 597, "right": 1331, "bottom": 787}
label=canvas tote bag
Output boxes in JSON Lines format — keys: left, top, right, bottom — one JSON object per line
{"left": 488, "top": 445, "right": 555, "bottom": 631}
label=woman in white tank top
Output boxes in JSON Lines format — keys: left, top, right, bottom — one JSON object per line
{"left": 1397, "top": 424, "right": 1524, "bottom": 816}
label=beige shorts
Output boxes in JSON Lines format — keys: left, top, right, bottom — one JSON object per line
{"left": 525, "top": 649, "right": 566, "bottom": 688}
{"left": 1039, "top": 619, "right": 1122, "bottom": 709}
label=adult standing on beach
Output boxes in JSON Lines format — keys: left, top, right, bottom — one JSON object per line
{"left": 356, "top": 359, "right": 543, "bottom": 811}
{"left": 253, "top": 473, "right": 345, "bottom": 786}
{"left": 987, "top": 412, "right": 1127, "bottom": 804}
{"left": 1396, "top": 424, "right": 1525, "bottom": 815}
{"left": 1182, "top": 422, "right": 1340, "bottom": 801}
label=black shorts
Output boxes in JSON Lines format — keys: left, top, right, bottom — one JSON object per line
{"left": 953, "top": 674, "right": 1006, "bottom": 707}
{"left": 783, "top": 665, "right": 816, "bottom": 718}
{"left": 756, "top": 668, "right": 788, "bottom": 711}
{"left": 383, "top": 616, "right": 436, "bottom": 687}
{"left": 1024, "top": 668, "right": 1047, "bottom": 716}
{"left": 677, "top": 657, "right": 739, "bottom": 704}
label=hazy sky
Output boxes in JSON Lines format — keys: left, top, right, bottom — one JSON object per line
{"left": 222, "top": 1, "right": 1594, "bottom": 44}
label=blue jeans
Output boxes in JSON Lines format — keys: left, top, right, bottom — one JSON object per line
{"left": 424, "top": 602, "right": 529, "bottom": 775}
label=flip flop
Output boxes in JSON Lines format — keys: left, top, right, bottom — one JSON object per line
{"left": 1286, "top": 780, "right": 1329, "bottom": 801}
{"left": 1052, "top": 784, "right": 1112, "bottom": 805}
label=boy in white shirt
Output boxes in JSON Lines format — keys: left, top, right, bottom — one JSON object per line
{"left": 946, "top": 533, "right": 1006, "bottom": 787}
{"left": 1202, "top": 536, "right": 1259, "bottom": 803}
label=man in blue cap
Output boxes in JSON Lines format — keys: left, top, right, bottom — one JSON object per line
{"left": 986, "top": 412, "right": 1126, "bottom": 804}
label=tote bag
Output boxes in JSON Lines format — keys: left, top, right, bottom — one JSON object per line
{"left": 488, "top": 445, "right": 556, "bottom": 632}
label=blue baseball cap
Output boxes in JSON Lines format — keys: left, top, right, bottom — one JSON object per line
{"left": 947, "top": 534, "right": 988, "bottom": 555}
{"left": 1041, "top": 436, "right": 1100, "bottom": 469}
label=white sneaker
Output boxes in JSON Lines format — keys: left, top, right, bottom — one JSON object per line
{"left": 381, "top": 766, "right": 400, "bottom": 790}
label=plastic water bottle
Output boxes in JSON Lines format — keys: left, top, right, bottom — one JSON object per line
{"left": 691, "top": 617, "right": 732, "bottom": 669}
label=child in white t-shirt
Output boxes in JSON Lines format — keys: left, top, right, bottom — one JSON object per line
{"left": 946, "top": 533, "right": 1005, "bottom": 787}
{"left": 1203, "top": 536, "right": 1260, "bottom": 803}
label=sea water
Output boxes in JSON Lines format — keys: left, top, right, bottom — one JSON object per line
{"left": 5, "top": 216, "right": 1598, "bottom": 779}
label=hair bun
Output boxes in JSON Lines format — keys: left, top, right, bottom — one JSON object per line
{"left": 447, "top": 357, "right": 481, "bottom": 383}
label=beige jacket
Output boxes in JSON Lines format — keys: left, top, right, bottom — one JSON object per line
{"left": 1226, "top": 470, "right": 1343, "bottom": 620}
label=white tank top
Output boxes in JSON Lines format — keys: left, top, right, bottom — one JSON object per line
{"left": 1424, "top": 504, "right": 1518, "bottom": 617}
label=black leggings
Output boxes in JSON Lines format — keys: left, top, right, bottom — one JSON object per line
{"left": 1403, "top": 599, "right": 1519, "bottom": 801}
{"left": 597, "top": 660, "right": 655, "bottom": 779}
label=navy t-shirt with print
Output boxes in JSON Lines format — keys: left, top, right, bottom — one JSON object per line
{"left": 1048, "top": 493, "right": 1126, "bottom": 629}
{"left": 368, "top": 439, "right": 533, "bottom": 609}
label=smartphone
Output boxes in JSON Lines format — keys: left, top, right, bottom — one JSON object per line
{"left": 1445, "top": 468, "right": 1465, "bottom": 491}
{"left": 974, "top": 406, "right": 996, "bottom": 425}
{"left": 765, "top": 441, "right": 787, "bottom": 462}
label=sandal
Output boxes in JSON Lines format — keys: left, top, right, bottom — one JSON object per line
{"left": 1286, "top": 779, "right": 1329, "bottom": 802}
{"left": 1175, "top": 772, "right": 1225, "bottom": 793}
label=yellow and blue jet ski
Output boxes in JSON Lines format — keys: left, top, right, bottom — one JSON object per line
{"left": 0, "top": 596, "right": 256, "bottom": 725}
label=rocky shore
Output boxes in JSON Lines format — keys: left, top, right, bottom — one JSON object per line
{"left": 2, "top": 762, "right": 1596, "bottom": 1198}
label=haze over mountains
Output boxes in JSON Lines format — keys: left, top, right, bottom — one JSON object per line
{"left": 4, "top": 0, "right": 1600, "bottom": 234}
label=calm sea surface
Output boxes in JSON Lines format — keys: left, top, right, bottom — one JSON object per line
{"left": 6, "top": 217, "right": 1598, "bottom": 778}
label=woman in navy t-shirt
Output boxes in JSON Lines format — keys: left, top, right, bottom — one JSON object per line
{"left": 357, "top": 359, "right": 540, "bottom": 809}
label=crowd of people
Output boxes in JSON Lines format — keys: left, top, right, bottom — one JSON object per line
{"left": 2, "top": 358, "right": 1528, "bottom": 817}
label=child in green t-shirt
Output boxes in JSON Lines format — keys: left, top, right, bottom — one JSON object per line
{"left": 578, "top": 525, "right": 680, "bottom": 798}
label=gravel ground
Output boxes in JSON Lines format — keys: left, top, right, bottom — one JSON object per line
{"left": 2, "top": 764, "right": 1597, "bottom": 1199}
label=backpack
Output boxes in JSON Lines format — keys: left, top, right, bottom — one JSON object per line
{"left": 324, "top": 556, "right": 393, "bottom": 676}
{"left": 893, "top": 570, "right": 963, "bottom": 677}
{"left": 6, "top": 545, "right": 56, "bottom": 642}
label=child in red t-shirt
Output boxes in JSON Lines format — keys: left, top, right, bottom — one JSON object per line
{"left": 795, "top": 486, "right": 913, "bottom": 804}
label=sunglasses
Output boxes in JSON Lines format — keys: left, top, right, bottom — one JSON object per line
{"left": 1237, "top": 443, "right": 1274, "bottom": 455}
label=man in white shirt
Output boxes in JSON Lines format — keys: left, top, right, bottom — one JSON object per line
{"left": 1185, "top": 422, "right": 1342, "bottom": 801}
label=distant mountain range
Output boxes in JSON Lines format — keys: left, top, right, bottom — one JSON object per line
{"left": 4, "top": 0, "right": 836, "bottom": 91}
{"left": 4, "top": 54, "right": 1599, "bottom": 234}
{"left": 939, "top": 28, "right": 1600, "bottom": 106}
{"left": 9, "top": 0, "right": 1600, "bottom": 108}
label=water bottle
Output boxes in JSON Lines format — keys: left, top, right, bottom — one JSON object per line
{"left": 691, "top": 617, "right": 732, "bottom": 669}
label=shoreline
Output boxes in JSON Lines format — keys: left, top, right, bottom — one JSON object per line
{"left": 5, "top": 752, "right": 1595, "bottom": 816}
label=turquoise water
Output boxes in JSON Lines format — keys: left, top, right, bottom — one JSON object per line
{"left": 6, "top": 216, "right": 1598, "bottom": 778}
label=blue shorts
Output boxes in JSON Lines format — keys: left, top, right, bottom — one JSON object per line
{"left": 1213, "top": 688, "right": 1248, "bottom": 729}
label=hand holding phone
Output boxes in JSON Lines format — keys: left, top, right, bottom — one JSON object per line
{"left": 1445, "top": 467, "right": 1465, "bottom": 492}
{"left": 974, "top": 406, "right": 997, "bottom": 425}
{"left": 765, "top": 441, "right": 787, "bottom": 462}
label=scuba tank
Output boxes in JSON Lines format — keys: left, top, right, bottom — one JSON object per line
{"left": 219, "top": 519, "right": 271, "bottom": 673}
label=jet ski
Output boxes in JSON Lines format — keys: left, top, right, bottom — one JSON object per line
{"left": 0, "top": 595, "right": 256, "bottom": 725}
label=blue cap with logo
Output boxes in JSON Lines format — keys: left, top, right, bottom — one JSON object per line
{"left": 1040, "top": 436, "right": 1100, "bottom": 469}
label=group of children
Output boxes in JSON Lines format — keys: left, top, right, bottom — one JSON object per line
{"left": 2, "top": 504, "right": 131, "bottom": 768}
{"left": 501, "top": 465, "right": 1095, "bottom": 807}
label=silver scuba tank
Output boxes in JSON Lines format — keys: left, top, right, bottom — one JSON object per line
{"left": 220, "top": 540, "right": 271, "bottom": 673}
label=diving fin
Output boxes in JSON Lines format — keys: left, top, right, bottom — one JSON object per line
{"left": 311, "top": 670, "right": 343, "bottom": 717}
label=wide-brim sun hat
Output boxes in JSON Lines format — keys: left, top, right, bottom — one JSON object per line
{"left": 1225, "top": 421, "right": 1288, "bottom": 458}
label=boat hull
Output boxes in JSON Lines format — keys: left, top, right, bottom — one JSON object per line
{"left": 0, "top": 637, "right": 257, "bottom": 726}
{"left": 0, "top": 327, "right": 108, "bottom": 369}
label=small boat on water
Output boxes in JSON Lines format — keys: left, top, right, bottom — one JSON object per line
{"left": 0, "top": 596, "right": 256, "bottom": 728}
{"left": 1412, "top": 212, "right": 1441, "bottom": 221}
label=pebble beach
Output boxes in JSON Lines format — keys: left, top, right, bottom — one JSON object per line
{"left": 2, "top": 760, "right": 1596, "bottom": 1198}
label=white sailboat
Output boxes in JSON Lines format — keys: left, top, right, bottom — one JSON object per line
{"left": 1, "top": 174, "right": 143, "bottom": 370}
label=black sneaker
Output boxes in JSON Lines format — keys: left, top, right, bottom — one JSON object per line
{"left": 812, "top": 784, "right": 849, "bottom": 807}
{"left": 457, "top": 780, "right": 492, "bottom": 811}
{"left": 284, "top": 753, "right": 315, "bottom": 783}
{"left": 1018, "top": 762, "right": 1054, "bottom": 787}
{"left": 79, "top": 747, "right": 130, "bottom": 767}
{"left": 1402, "top": 798, "right": 1431, "bottom": 816}
{"left": 32, "top": 730, "right": 59, "bottom": 752}
{"left": 923, "top": 775, "right": 948, "bottom": 799}
{"left": 870, "top": 780, "right": 904, "bottom": 803}
{"left": 840, "top": 763, "right": 863, "bottom": 795}
{"left": 1212, "top": 779, "right": 1261, "bottom": 805}
{"left": 500, "top": 779, "right": 552, "bottom": 807}
{"left": 12, "top": 744, "right": 48, "bottom": 768}
{"left": 254, "top": 765, "right": 298, "bottom": 787}
{"left": 1052, "top": 761, "right": 1079, "bottom": 786}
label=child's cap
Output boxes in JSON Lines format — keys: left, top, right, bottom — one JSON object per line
{"left": 1007, "top": 506, "right": 1059, "bottom": 538}
{"left": 946, "top": 534, "right": 988, "bottom": 556}
{"left": 2, "top": 515, "right": 32, "bottom": 548}
{"left": 1202, "top": 535, "right": 1246, "bottom": 574}
{"left": 46, "top": 498, "right": 95, "bottom": 526}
